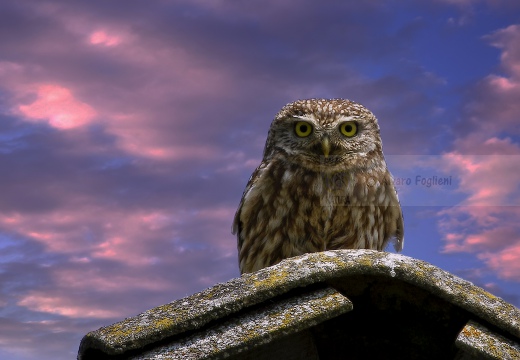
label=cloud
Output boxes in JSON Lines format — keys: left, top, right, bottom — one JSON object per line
{"left": 0, "top": 317, "right": 84, "bottom": 360}
{"left": 457, "top": 25, "right": 520, "bottom": 137}
{"left": 18, "top": 84, "right": 97, "bottom": 129}
{"left": 439, "top": 206, "right": 520, "bottom": 253}
{"left": 441, "top": 152, "right": 520, "bottom": 207}
{"left": 1, "top": 0, "right": 452, "bottom": 163}
{"left": 18, "top": 292, "right": 121, "bottom": 319}
{"left": 0, "top": 201, "right": 237, "bottom": 266}
{"left": 1, "top": 1, "right": 235, "bottom": 161}
{"left": 88, "top": 30, "right": 121, "bottom": 47}
{"left": 481, "top": 245, "right": 520, "bottom": 281}
{"left": 437, "top": 24, "right": 520, "bottom": 281}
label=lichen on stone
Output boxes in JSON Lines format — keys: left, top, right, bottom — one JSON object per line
{"left": 456, "top": 320, "right": 520, "bottom": 359}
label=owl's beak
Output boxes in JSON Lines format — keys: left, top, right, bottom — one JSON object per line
{"left": 321, "top": 136, "right": 330, "bottom": 158}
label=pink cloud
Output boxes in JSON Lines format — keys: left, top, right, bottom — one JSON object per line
{"left": 18, "top": 292, "right": 121, "bottom": 319}
{"left": 1, "top": 21, "right": 232, "bottom": 160}
{"left": 488, "top": 75, "right": 517, "bottom": 91}
{"left": 0, "top": 202, "right": 237, "bottom": 266}
{"left": 442, "top": 219, "right": 520, "bottom": 254}
{"left": 89, "top": 30, "right": 121, "bottom": 47}
{"left": 18, "top": 84, "right": 97, "bottom": 129}
{"left": 1, "top": 69, "right": 222, "bottom": 160}
{"left": 460, "top": 24, "right": 520, "bottom": 134}
{"left": 0, "top": 206, "right": 177, "bottom": 264}
{"left": 441, "top": 150, "right": 520, "bottom": 207}
{"left": 487, "top": 25, "right": 520, "bottom": 76}
{"left": 8, "top": 204, "right": 238, "bottom": 320}
{"left": 53, "top": 266, "right": 170, "bottom": 292}
{"left": 108, "top": 119, "right": 219, "bottom": 160}
{"left": 480, "top": 244, "right": 520, "bottom": 281}
{"left": 437, "top": 24, "right": 520, "bottom": 281}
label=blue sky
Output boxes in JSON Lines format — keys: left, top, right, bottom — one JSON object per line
{"left": 1, "top": 1, "right": 520, "bottom": 358}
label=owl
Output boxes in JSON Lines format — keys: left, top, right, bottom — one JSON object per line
{"left": 232, "top": 99, "right": 403, "bottom": 274}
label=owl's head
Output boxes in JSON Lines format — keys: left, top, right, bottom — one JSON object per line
{"left": 263, "top": 99, "right": 384, "bottom": 172}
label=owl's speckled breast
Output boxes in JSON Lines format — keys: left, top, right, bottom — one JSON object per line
{"left": 236, "top": 158, "right": 400, "bottom": 273}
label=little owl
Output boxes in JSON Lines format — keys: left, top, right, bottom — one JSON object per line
{"left": 233, "top": 98, "right": 403, "bottom": 274}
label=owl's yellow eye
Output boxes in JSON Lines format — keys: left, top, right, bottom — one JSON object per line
{"left": 294, "top": 121, "right": 313, "bottom": 137}
{"left": 340, "top": 121, "right": 357, "bottom": 137}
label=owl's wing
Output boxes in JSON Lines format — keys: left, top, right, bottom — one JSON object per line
{"left": 393, "top": 187, "right": 405, "bottom": 252}
{"left": 232, "top": 162, "right": 268, "bottom": 249}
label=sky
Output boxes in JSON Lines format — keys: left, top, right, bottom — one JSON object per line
{"left": 1, "top": 0, "right": 520, "bottom": 358}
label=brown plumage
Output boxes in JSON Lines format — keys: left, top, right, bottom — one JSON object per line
{"left": 233, "top": 99, "right": 404, "bottom": 274}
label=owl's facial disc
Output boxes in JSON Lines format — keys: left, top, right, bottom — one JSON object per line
{"left": 292, "top": 120, "right": 333, "bottom": 159}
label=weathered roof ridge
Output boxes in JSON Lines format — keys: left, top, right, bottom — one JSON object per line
{"left": 78, "top": 250, "right": 520, "bottom": 359}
